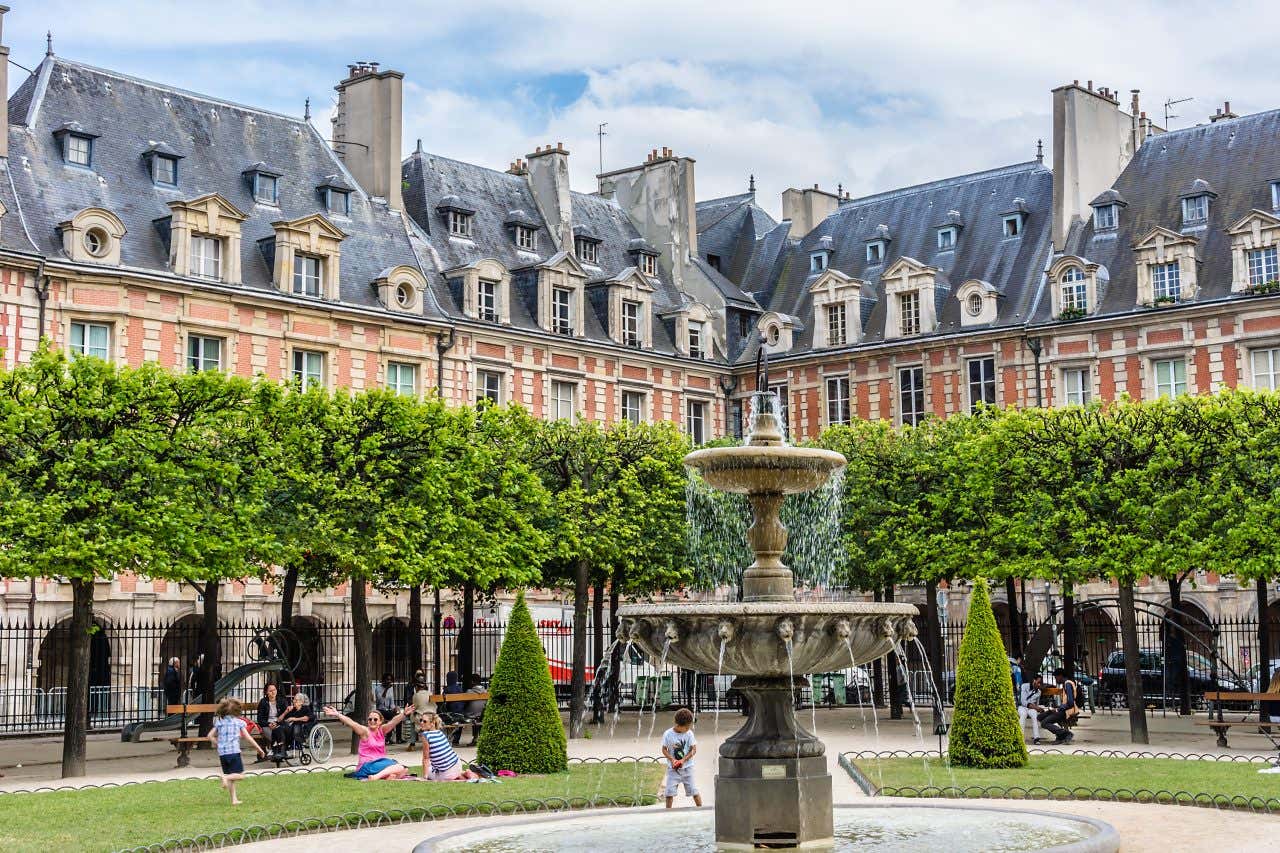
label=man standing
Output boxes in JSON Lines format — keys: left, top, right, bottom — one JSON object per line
{"left": 1018, "top": 672, "right": 1045, "bottom": 744}
{"left": 256, "top": 682, "right": 288, "bottom": 760}
{"left": 375, "top": 673, "right": 403, "bottom": 744}
{"left": 162, "top": 657, "right": 183, "bottom": 707}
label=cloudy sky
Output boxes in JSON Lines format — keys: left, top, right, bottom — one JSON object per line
{"left": 7, "top": 1, "right": 1276, "bottom": 217}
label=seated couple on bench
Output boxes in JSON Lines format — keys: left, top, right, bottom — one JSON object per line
{"left": 257, "top": 683, "right": 315, "bottom": 761}
{"left": 1017, "top": 669, "right": 1082, "bottom": 745}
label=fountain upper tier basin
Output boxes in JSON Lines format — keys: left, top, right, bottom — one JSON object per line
{"left": 684, "top": 445, "right": 847, "bottom": 495}
{"left": 616, "top": 602, "right": 919, "bottom": 677}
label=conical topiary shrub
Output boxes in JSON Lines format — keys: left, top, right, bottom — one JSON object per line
{"left": 947, "top": 579, "right": 1028, "bottom": 768}
{"left": 475, "top": 590, "right": 568, "bottom": 773}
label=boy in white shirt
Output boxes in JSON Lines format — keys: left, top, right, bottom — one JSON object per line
{"left": 1018, "top": 672, "right": 1045, "bottom": 744}
{"left": 661, "top": 707, "right": 702, "bottom": 808}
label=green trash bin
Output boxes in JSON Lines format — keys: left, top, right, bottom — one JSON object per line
{"left": 811, "top": 673, "right": 846, "bottom": 706}
{"left": 634, "top": 675, "right": 653, "bottom": 709}
{"left": 635, "top": 673, "right": 674, "bottom": 709}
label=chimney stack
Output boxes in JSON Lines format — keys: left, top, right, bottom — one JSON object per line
{"left": 0, "top": 6, "right": 10, "bottom": 160}
{"left": 781, "top": 184, "right": 839, "bottom": 239}
{"left": 332, "top": 61, "right": 405, "bottom": 210}
{"left": 1210, "top": 101, "right": 1238, "bottom": 123}
{"left": 525, "top": 143, "right": 573, "bottom": 250}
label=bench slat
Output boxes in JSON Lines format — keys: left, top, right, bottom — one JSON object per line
{"left": 165, "top": 703, "right": 233, "bottom": 714}
{"left": 1204, "top": 692, "right": 1276, "bottom": 702}
{"left": 425, "top": 692, "right": 489, "bottom": 703}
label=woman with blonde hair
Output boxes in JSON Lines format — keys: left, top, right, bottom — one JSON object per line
{"left": 417, "top": 711, "right": 479, "bottom": 781}
{"left": 324, "top": 702, "right": 413, "bottom": 780}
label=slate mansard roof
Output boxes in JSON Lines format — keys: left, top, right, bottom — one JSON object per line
{"left": 4, "top": 57, "right": 435, "bottom": 317}
{"left": 695, "top": 190, "right": 778, "bottom": 287}
{"left": 1047, "top": 108, "right": 1280, "bottom": 322}
{"left": 745, "top": 161, "right": 1054, "bottom": 359}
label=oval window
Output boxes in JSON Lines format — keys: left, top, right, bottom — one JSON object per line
{"left": 766, "top": 324, "right": 780, "bottom": 346}
{"left": 84, "top": 228, "right": 109, "bottom": 257}
{"left": 395, "top": 281, "right": 415, "bottom": 308}
{"left": 967, "top": 292, "right": 983, "bottom": 317}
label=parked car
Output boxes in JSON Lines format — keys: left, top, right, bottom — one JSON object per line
{"left": 1097, "top": 649, "right": 1245, "bottom": 706}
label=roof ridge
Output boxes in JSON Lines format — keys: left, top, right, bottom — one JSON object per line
{"left": 1146, "top": 104, "right": 1280, "bottom": 139}
{"left": 51, "top": 57, "right": 309, "bottom": 125}
{"left": 834, "top": 160, "right": 1046, "bottom": 212}
{"left": 406, "top": 149, "right": 528, "bottom": 185}
{"left": 697, "top": 191, "right": 755, "bottom": 208}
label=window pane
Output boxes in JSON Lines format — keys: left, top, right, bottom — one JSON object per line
{"left": 899, "top": 366, "right": 925, "bottom": 426}
{"left": 1248, "top": 247, "right": 1279, "bottom": 287}
{"left": 1152, "top": 262, "right": 1180, "bottom": 301}
{"left": 825, "top": 376, "right": 850, "bottom": 426}
{"left": 769, "top": 383, "right": 790, "bottom": 438}
{"left": 71, "top": 321, "right": 110, "bottom": 359}
{"left": 967, "top": 357, "right": 995, "bottom": 412}
{"left": 388, "top": 362, "right": 416, "bottom": 397}
{"left": 187, "top": 335, "right": 222, "bottom": 372}
{"left": 899, "top": 291, "right": 920, "bottom": 336}
{"left": 293, "top": 255, "right": 322, "bottom": 297}
{"left": 622, "top": 391, "right": 644, "bottom": 424}
{"left": 686, "top": 401, "right": 706, "bottom": 444}
{"left": 552, "top": 288, "right": 573, "bottom": 335}
{"left": 1253, "top": 349, "right": 1280, "bottom": 390}
{"left": 826, "top": 303, "right": 846, "bottom": 346}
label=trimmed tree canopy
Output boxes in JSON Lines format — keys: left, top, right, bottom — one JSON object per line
{"left": 948, "top": 579, "right": 1028, "bottom": 769}
{"left": 475, "top": 590, "right": 568, "bottom": 774}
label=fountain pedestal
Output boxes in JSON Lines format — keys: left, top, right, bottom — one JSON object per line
{"left": 716, "top": 676, "right": 833, "bottom": 848}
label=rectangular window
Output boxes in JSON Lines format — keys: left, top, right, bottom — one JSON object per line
{"left": 769, "top": 383, "right": 790, "bottom": 437}
{"left": 190, "top": 235, "right": 222, "bottom": 280}
{"left": 386, "top": 362, "right": 417, "bottom": 397}
{"left": 826, "top": 302, "right": 847, "bottom": 347}
{"left": 1153, "top": 358, "right": 1187, "bottom": 398}
{"left": 825, "top": 375, "right": 850, "bottom": 426}
{"left": 1060, "top": 268, "right": 1088, "bottom": 313}
{"left": 551, "top": 287, "right": 574, "bottom": 335}
{"left": 186, "top": 334, "right": 223, "bottom": 372}
{"left": 899, "top": 291, "right": 920, "bottom": 336}
{"left": 478, "top": 280, "right": 499, "bottom": 322}
{"left": 1093, "top": 204, "right": 1117, "bottom": 230}
{"left": 937, "top": 227, "right": 956, "bottom": 250}
{"left": 729, "top": 399, "right": 744, "bottom": 440}
{"left": 1062, "top": 367, "right": 1092, "bottom": 406}
{"left": 293, "top": 255, "right": 323, "bottom": 297}
{"left": 1247, "top": 247, "right": 1279, "bottom": 287}
{"left": 1151, "top": 262, "right": 1180, "bottom": 302}
{"left": 70, "top": 321, "right": 110, "bottom": 360}
{"left": 551, "top": 380, "right": 577, "bottom": 422}
{"left": 640, "top": 254, "right": 657, "bottom": 276}
{"left": 327, "top": 189, "right": 350, "bottom": 216}
{"left": 576, "top": 238, "right": 598, "bottom": 264}
{"left": 866, "top": 241, "right": 884, "bottom": 264}
{"left": 1182, "top": 195, "right": 1208, "bottom": 224}
{"left": 254, "top": 174, "right": 278, "bottom": 204}
{"left": 899, "top": 365, "right": 926, "bottom": 426}
{"left": 1003, "top": 214, "right": 1022, "bottom": 237}
{"left": 966, "top": 356, "right": 996, "bottom": 412}
{"left": 1252, "top": 348, "right": 1280, "bottom": 390}
{"left": 154, "top": 155, "right": 177, "bottom": 186}
{"left": 621, "top": 299, "right": 642, "bottom": 347}
{"left": 476, "top": 370, "right": 502, "bottom": 405}
{"left": 688, "top": 321, "right": 705, "bottom": 359}
{"left": 448, "top": 211, "right": 472, "bottom": 237}
{"left": 621, "top": 390, "right": 645, "bottom": 424}
{"left": 809, "top": 252, "right": 828, "bottom": 273}
{"left": 291, "top": 350, "right": 325, "bottom": 391}
{"left": 515, "top": 226, "right": 537, "bottom": 251}
{"left": 67, "top": 134, "right": 92, "bottom": 166}
{"left": 1272, "top": 182, "right": 1280, "bottom": 212}
{"left": 686, "top": 400, "right": 706, "bottom": 445}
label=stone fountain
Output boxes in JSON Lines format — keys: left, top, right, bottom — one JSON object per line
{"left": 617, "top": 389, "right": 918, "bottom": 849}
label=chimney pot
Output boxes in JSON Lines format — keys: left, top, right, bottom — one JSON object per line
{"left": 1073, "top": 79, "right": 1079, "bottom": 86}
{"left": 1225, "top": 101, "right": 1231, "bottom": 112}
{"left": 1087, "top": 80, "right": 1093, "bottom": 91}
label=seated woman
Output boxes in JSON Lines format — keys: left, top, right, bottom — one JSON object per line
{"left": 279, "top": 692, "right": 316, "bottom": 750}
{"left": 417, "top": 712, "right": 479, "bottom": 781}
{"left": 323, "top": 702, "right": 413, "bottom": 780}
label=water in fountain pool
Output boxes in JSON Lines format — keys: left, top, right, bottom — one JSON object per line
{"left": 426, "top": 806, "right": 1105, "bottom": 853}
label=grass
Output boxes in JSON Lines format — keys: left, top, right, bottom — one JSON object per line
{"left": 0, "top": 761, "right": 663, "bottom": 853}
{"left": 853, "top": 754, "right": 1280, "bottom": 803}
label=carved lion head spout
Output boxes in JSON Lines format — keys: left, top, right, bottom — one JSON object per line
{"left": 776, "top": 618, "right": 795, "bottom": 643}
{"left": 898, "top": 618, "right": 919, "bottom": 643}
{"left": 879, "top": 617, "right": 897, "bottom": 639}
{"left": 833, "top": 618, "right": 852, "bottom": 640}
{"left": 717, "top": 620, "right": 736, "bottom": 642}
{"left": 664, "top": 621, "right": 680, "bottom": 643}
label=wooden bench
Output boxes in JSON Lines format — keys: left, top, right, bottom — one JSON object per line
{"left": 165, "top": 702, "right": 253, "bottom": 767}
{"left": 1196, "top": 691, "right": 1280, "bottom": 748}
{"left": 1041, "top": 686, "right": 1091, "bottom": 725}
{"left": 425, "top": 691, "right": 489, "bottom": 704}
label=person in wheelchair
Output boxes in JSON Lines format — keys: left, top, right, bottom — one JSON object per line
{"left": 278, "top": 692, "right": 316, "bottom": 752}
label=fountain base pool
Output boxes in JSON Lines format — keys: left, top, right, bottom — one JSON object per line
{"left": 413, "top": 804, "right": 1121, "bottom": 853}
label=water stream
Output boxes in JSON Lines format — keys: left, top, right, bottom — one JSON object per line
{"left": 643, "top": 637, "right": 672, "bottom": 741}
{"left": 610, "top": 639, "right": 633, "bottom": 739}
{"left": 714, "top": 638, "right": 726, "bottom": 735}
{"left": 891, "top": 640, "right": 933, "bottom": 786}
{"left": 910, "top": 635, "right": 957, "bottom": 791}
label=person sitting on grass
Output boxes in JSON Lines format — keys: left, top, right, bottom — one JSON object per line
{"left": 417, "top": 711, "right": 479, "bottom": 781}
{"left": 208, "top": 697, "right": 265, "bottom": 805}
{"left": 324, "top": 702, "right": 414, "bottom": 780}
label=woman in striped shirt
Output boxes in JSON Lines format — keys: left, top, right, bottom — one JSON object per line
{"left": 417, "top": 712, "right": 479, "bottom": 781}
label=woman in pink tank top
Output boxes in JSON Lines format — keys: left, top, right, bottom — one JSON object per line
{"left": 324, "top": 702, "right": 413, "bottom": 780}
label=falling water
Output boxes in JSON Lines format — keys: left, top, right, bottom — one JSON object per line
{"left": 714, "top": 638, "right": 726, "bottom": 735}
{"left": 891, "top": 639, "right": 933, "bottom": 785}
{"left": 809, "top": 676, "right": 819, "bottom": 745}
{"left": 911, "top": 635, "right": 958, "bottom": 792}
{"left": 847, "top": 639, "right": 883, "bottom": 787}
{"left": 783, "top": 637, "right": 798, "bottom": 760}
{"left": 592, "top": 637, "right": 621, "bottom": 730}
{"left": 610, "top": 639, "right": 634, "bottom": 739}
{"left": 644, "top": 637, "right": 672, "bottom": 741}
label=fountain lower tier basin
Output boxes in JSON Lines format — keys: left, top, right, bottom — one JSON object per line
{"left": 616, "top": 602, "right": 919, "bottom": 677}
{"left": 416, "top": 804, "right": 1120, "bottom": 853}
{"left": 684, "top": 445, "right": 847, "bottom": 495}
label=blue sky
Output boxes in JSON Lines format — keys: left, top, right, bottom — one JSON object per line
{"left": 7, "top": 1, "right": 1278, "bottom": 217}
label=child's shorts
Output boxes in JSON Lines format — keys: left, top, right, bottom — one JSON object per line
{"left": 664, "top": 764, "right": 698, "bottom": 797}
{"left": 219, "top": 753, "right": 244, "bottom": 775}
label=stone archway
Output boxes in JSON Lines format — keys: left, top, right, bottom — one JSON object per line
{"left": 158, "top": 613, "right": 204, "bottom": 696}
{"left": 37, "top": 617, "right": 112, "bottom": 722}
{"left": 1079, "top": 607, "right": 1117, "bottom": 674}
{"left": 372, "top": 617, "right": 413, "bottom": 684}
{"left": 287, "top": 615, "right": 325, "bottom": 687}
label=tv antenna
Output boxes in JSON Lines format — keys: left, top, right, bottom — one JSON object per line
{"left": 597, "top": 122, "right": 608, "bottom": 178}
{"left": 1164, "top": 96, "right": 1193, "bottom": 128}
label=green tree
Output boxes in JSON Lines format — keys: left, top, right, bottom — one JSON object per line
{"left": 475, "top": 590, "right": 568, "bottom": 773}
{"left": 0, "top": 349, "right": 254, "bottom": 776}
{"left": 948, "top": 579, "right": 1027, "bottom": 768}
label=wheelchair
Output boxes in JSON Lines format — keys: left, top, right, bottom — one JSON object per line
{"left": 271, "top": 720, "right": 334, "bottom": 767}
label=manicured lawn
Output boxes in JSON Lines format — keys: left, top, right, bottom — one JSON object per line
{"left": 853, "top": 754, "right": 1280, "bottom": 802}
{"left": 0, "top": 761, "right": 663, "bottom": 853}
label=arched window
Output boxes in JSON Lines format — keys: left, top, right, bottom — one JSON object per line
{"left": 1060, "top": 266, "right": 1088, "bottom": 313}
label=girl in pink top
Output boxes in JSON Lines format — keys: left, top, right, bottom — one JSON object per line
{"left": 324, "top": 702, "right": 413, "bottom": 780}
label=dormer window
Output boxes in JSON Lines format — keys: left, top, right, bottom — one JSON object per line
{"left": 688, "top": 321, "right": 705, "bottom": 359}
{"left": 1151, "top": 261, "right": 1181, "bottom": 302}
{"left": 1271, "top": 181, "right": 1280, "bottom": 211}
{"left": 1247, "top": 247, "right": 1279, "bottom": 288}
{"left": 191, "top": 235, "right": 223, "bottom": 281}
{"left": 937, "top": 227, "right": 957, "bottom": 250}
{"left": 478, "top": 280, "right": 499, "bottom": 322}
{"left": 899, "top": 291, "right": 920, "bottom": 336}
{"left": 1182, "top": 195, "right": 1208, "bottom": 225}
{"left": 327, "top": 189, "right": 350, "bottom": 215}
{"left": 1094, "top": 204, "right": 1117, "bottom": 230}
{"left": 1061, "top": 266, "right": 1088, "bottom": 314}
{"left": 552, "top": 286, "right": 574, "bottom": 335}
{"left": 68, "top": 134, "right": 93, "bottom": 166}
{"left": 809, "top": 252, "right": 828, "bottom": 273}
{"left": 966, "top": 292, "right": 983, "bottom": 316}
{"left": 640, "top": 253, "right": 657, "bottom": 277}
{"left": 449, "top": 210, "right": 472, "bottom": 237}
{"left": 1002, "top": 214, "right": 1022, "bottom": 237}
{"left": 866, "top": 241, "right": 885, "bottom": 264}
{"left": 293, "top": 254, "right": 323, "bottom": 297}
{"left": 826, "top": 303, "right": 847, "bottom": 346}
{"left": 576, "top": 237, "right": 599, "bottom": 264}
{"left": 621, "top": 299, "right": 642, "bottom": 348}
{"left": 254, "top": 174, "right": 278, "bottom": 204}
{"left": 154, "top": 155, "right": 177, "bottom": 186}
{"left": 515, "top": 225, "right": 537, "bottom": 251}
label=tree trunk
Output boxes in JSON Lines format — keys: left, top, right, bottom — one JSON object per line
{"left": 885, "top": 585, "right": 903, "bottom": 720}
{"left": 1257, "top": 579, "right": 1272, "bottom": 691}
{"left": 607, "top": 582, "right": 622, "bottom": 713}
{"left": 872, "top": 588, "right": 884, "bottom": 708}
{"left": 1062, "top": 590, "right": 1076, "bottom": 682}
{"left": 1119, "top": 583, "right": 1149, "bottom": 743}
{"left": 591, "top": 580, "right": 605, "bottom": 724}
{"left": 1167, "top": 577, "right": 1191, "bottom": 715}
{"left": 924, "top": 580, "right": 944, "bottom": 722}
{"left": 569, "top": 558, "right": 590, "bottom": 738}
{"left": 350, "top": 576, "right": 372, "bottom": 754}
{"left": 432, "top": 587, "right": 443, "bottom": 692}
{"left": 409, "top": 585, "right": 424, "bottom": 678}
{"left": 198, "top": 581, "right": 221, "bottom": 737}
{"left": 279, "top": 562, "right": 298, "bottom": 627}
{"left": 1005, "top": 577, "right": 1021, "bottom": 656}
{"left": 458, "top": 582, "right": 475, "bottom": 680}
{"left": 60, "top": 577, "right": 94, "bottom": 778}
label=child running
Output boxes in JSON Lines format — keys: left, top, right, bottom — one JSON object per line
{"left": 324, "top": 703, "right": 414, "bottom": 780}
{"left": 661, "top": 707, "right": 702, "bottom": 808}
{"left": 417, "top": 712, "right": 479, "bottom": 781}
{"left": 208, "top": 697, "right": 265, "bottom": 805}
